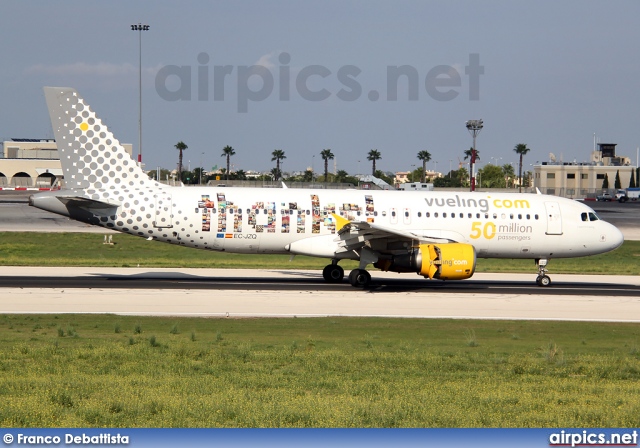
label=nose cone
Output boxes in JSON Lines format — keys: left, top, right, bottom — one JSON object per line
{"left": 604, "top": 223, "right": 624, "bottom": 251}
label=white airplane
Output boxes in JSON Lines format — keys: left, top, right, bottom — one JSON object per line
{"left": 31, "top": 87, "right": 624, "bottom": 288}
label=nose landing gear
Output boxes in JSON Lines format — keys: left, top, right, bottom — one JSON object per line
{"left": 535, "top": 258, "right": 551, "bottom": 286}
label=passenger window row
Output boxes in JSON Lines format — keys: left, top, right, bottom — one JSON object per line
{"left": 210, "top": 207, "right": 543, "bottom": 221}
{"left": 414, "top": 211, "right": 540, "bottom": 220}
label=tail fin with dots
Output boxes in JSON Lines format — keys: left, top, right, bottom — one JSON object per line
{"left": 43, "top": 87, "right": 157, "bottom": 192}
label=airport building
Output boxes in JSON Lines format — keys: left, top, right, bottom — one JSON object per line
{"left": 533, "top": 144, "right": 637, "bottom": 198}
{"left": 0, "top": 139, "right": 132, "bottom": 189}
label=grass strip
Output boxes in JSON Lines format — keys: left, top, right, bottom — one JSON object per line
{"left": 0, "top": 315, "right": 639, "bottom": 427}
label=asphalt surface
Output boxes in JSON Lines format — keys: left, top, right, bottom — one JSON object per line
{"left": 0, "top": 268, "right": 638, "bottom": 297}
{"left": 0, "top": 268, "right": 639, "bottom": 321}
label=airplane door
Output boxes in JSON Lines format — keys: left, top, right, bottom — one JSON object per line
{"left": 544, "top": 201, "right": 562, "bottom": 235}
{"left": 154, "top": 193, "right": 173, "bottom": 228}
{"left": 403, "top": 208, "right": 411, "bottom": 225}
{"left": 390, "top": 208, "right": 398, "bottom": 224}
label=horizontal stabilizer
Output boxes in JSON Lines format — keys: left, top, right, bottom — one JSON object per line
{"left": 58, "top": 196, "right": 120, "bottom": 216}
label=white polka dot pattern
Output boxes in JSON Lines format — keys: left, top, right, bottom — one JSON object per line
{"left": 43, "top": 87, "right": 183, "bottom": 241}
{"left": 43, "top": 87, "right": 158, "bottom": 193}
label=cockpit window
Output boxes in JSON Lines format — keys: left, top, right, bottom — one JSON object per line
{"left": 581, "top": 212, "right": 600, "bottom": 222}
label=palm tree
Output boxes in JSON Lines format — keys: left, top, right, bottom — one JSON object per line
{"left": 367, "top": 149, "right": 381, "bottom": 176}
{"left": 463, "top": 147, "right": 482, "bottom": 163}
{"left": 234, "top": 169, "right": 247, "bottom": 181}
{"left": 464, "top": 147, "right": 479, "bottom": 190}
{"left": 271, "top": 149, "right": 286, "bottom": 181}
{"left": 174, "top": 141, "right": 188, "bottom": 182}
{"left": 335, "top": 169, "right": 349, "bottom": 183}
{"left": 417, "top": 150, "right": 432, "bottom": 183}
{"left": 320, "top": 149, "right": 334, "bottom": 183}
{"left": 221, "top": 145, "right": 236, "bottom": 181}
{"left": 513, "top": 143, "right": 530, "bottom": 193}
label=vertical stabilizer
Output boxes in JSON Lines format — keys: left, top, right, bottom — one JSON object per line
{"left": 43, "top": 87, "right": 157, "bottom": 191}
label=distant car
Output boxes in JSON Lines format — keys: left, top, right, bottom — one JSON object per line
{"left": 596, "top": 193, "right": 613, "bottom": 201}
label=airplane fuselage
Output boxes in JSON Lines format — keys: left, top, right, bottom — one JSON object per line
{"left": 33, "top": 186, "right": 620, "bottom": 261}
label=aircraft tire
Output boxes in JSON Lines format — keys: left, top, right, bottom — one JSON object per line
{"left": 322, "top": 264, "right": 344, "bottom": 283}
{"left": 536, "top": 275, "right": 551, "bottom": 287}
{"left": 348, "top": 269, "right": 371, "bottom": 288}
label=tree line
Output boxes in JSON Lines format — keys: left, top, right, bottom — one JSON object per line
{"left": 155, "top": 142, "right": 535, "bottom": 188}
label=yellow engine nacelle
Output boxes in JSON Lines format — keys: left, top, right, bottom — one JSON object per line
{"left": 417, "top": 243, "right": 476, "bottom": 280}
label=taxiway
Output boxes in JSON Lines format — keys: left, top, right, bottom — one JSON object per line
{"left": 1, "top": 267, "right": 639, "bottom": 321}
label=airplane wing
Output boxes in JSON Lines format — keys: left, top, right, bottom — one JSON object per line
{"left": 331, "top": 213, "right": 463, "bottom": 255}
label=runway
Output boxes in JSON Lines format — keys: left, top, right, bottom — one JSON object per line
{"left": 1, "top": 267, "right": 639, "bottom": 321}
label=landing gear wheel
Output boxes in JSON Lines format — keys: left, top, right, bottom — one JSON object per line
{"left": 536, "top": 275, "right": 551, "bottom": 287}
{"left": 535, "top": 258, "right": 551, "bottom": 287}
{"left": 322, "top": 264, "right": 344, "bottom": 283}
{"left": 348, "top": 269, "right": 371, "bottom": 288}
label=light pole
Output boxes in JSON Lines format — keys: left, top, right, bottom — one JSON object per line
{"left": 131, "top": 22, "right": 150, "bottom": 167}
{"left": 466, "top": 119, "right": 483, "bottom": 191}
{"left": 491, "top": 156, "right": 502, "bottom": 166}
{"left": 200, "top": 152, "right": 204, "bottom": 185}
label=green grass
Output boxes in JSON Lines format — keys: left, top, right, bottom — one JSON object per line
{"left": 0, "top": 315, "right": 639, "bottom": 427}
{"left": 0, "top": 232, "right": 638, "bottom": 274}
{"left": 2, "top": 233, "right": 637, "bottom": 427}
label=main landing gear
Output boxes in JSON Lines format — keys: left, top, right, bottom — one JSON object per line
{"left": 348, "top": 269, "right": 371, "bottom": 288}
{"left": 322, "top": 261, "right": 372, "bottom": 288}
{"left": 535, "top": 258, "right": 551, "bottom": 287}
{"left": 322, "top": 261, "right": 344, "bottom": 283}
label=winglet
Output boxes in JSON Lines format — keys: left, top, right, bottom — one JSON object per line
{"left": 331, "top": 213, "right": 350, "bottom": 232}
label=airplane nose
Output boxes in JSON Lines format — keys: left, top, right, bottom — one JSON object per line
{"left": 606, "top": 224, "right": 624, "bottom": 250}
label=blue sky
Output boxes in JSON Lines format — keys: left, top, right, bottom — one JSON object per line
{"left": 2, "top": 1, "right": 639, "bottom": 175}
